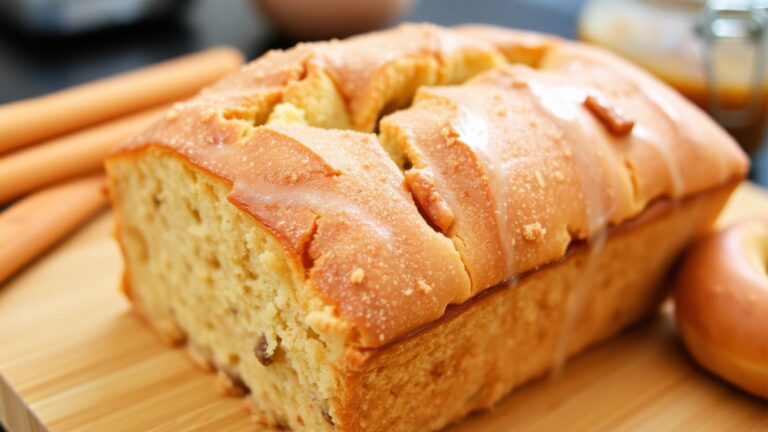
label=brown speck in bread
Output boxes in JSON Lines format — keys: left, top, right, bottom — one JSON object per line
{"left": 523, "top": 222, "right": 547, "bottom": 241}
{"left": 417, "top": 280, "right": 433, "bottom": 294}
{"left": 584, "top": 94, "right": 635, "bottom": 135}
{"left": 350, "top": 268, "right": 365, "bottom": 283}
{"left": 254, "top": 334, "right": 274, "bottom": 366}
{"left": 321, "top": 406, "right": 335, "bottom": 425}
{"left": 430, "top": 361, "right": 447, "bottom": 378}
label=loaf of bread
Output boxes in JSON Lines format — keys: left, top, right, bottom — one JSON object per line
{"left": 105, "top": 24, "right": 748, "bottom": 431}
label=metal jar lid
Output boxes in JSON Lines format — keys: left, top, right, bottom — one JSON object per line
{"left": 697, "top": 0, "right": 768, "bottom": 128}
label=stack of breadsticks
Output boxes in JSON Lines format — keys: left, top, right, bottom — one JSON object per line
{"left": 0, "top": 47, "right": 244, "bottom": 283}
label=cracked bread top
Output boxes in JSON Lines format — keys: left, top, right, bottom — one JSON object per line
{"left": 380, "top": 41, "right": 748, "bottom": 293}
{"left": 110, "top": 23, "right": 749, "bottom": 348}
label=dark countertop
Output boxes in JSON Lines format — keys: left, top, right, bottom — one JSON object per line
{"left": 0, "top": 0, "right": 765, "bottom": 185}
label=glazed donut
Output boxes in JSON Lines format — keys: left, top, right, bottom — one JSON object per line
{"left": 674, "top": 218, "right": 768, "bottom": 398}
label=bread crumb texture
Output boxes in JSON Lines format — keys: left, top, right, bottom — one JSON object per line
{"left": 109, "top": 151, "right": 344, "bottom": 430}
{"left": 349, "top": 268, "right": 365, "bottom": 284}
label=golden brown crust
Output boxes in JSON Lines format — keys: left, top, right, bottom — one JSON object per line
{"left": 453, "top": 24, "right": 559, "bottom": 66}
{"left": 230, "top": 125, "right": 472, "bottom": 346}
{"left": 111, "top": 140, "right": 739, "bottom": 431}
{"left": 674, "top": 218, "right": 768, "bottom": 398}
{"left": 109, "top": 23, "right": 748, "bottom": 348}
{"left": 336, "top": 182, "right": 736, "bottom": 431}
{"left": 380, "top": 42, "right": 749, "bottom": 293}
{"left": 540, "top": 42, "right": 750, "bottom": 200}
{"left": 310, "top": 23, "right": 505, "bottom": 130}
{"left": 116, "top": 126, "right": 471, "bottom": 347}
{"left": 381, "top": 80, "right": 609, "bottom": 291}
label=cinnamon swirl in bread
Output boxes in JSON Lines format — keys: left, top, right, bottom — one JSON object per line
{"left": 105, "top": 24, "right": 748, "bottom": 431}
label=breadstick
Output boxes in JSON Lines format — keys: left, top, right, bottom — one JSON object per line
{"left": 0, "top": 105, "right": 167, "bottom": 203}
{"left": 0, "top": 46, "right": 244, "bottom": 153}
{"left": 0, "top": 175, "right": 107, "bottom": 284}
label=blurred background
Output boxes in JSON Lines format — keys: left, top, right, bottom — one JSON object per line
{"left": 0, "top": 0, "right": 766, "bottom": 183}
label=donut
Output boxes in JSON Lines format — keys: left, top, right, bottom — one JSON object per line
{"left": 674, "top": 218, "right": 768, "bottom": 398}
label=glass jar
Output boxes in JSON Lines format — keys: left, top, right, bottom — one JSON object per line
{"left": 580, "top": 0, "right": 768, "bottom": 152}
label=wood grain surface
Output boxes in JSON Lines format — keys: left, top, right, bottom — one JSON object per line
{"left": 1, "top": 184, "right": 768, "bottom": 431}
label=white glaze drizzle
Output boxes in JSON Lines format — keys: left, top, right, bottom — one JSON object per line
{"left": 622, "top": 76, "right": 687, "bottom": 199}
{"left": 452, "top": 106, "right": 518, "bottom": 277}
{"left": 551, "top": 228, "right": 607, "bottom": 376}
{"left": 548, "top": 56, "right": 688, "bottom": 201}
{"left": 631, "top": 125, "right": 684, "bottom": 198}
{"left": 654, "top": 87, "right": 732, "bottom": 195}
{"left": 527, "top": 80, "right": 611, "bottom": 235}
{"left": 525, "top": 79, "right": 614, "bottom": 375}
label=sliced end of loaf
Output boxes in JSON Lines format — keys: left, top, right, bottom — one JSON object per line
{"left": 107, "top": 148, "right": 345, "bottom": 430}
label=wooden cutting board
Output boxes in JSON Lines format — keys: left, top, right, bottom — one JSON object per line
{"left": 2, "top": 184, "right": 768, "bottom": 432}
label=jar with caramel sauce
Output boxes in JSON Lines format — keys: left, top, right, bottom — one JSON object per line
{"left": 580, "top": 0, "right": 768, "bottom": 152}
